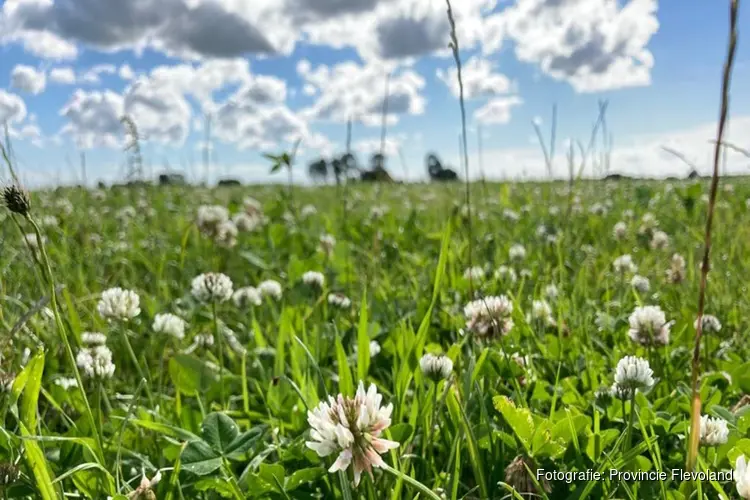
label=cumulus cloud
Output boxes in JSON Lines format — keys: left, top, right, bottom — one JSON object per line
{"left": 298, "top": 60, "right": 425, "bottom": 126}
{"left": 81, "top": 64, "right": 117, "bottom": 85}
{"left": 0, "top": 89, "right": 27, "bottom": 124}
{"left": 59, "top": 90, "right": 124, "bottom": 149}
{"left": 49, "top": 66, "right": 77, "bottom": 84}
{"left": 437, "top": 56, "right": 515, "bottom": 99}
{"left": 10, "top": 65, "right": 46, "bottom": 94}
{"left": 474, "top": 96, "right": 523, "bottom": 125}
{"left": 124, "top": 79, "right": 192, "bottom": 145}
{"left": 501, "top": 0, "right": 659, "bottom": 92}
{"left": 118, "top": 64, "right": 135, "bottom": 80}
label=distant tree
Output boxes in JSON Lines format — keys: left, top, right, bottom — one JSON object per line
{"left": 308, "top": 158, "right": 328, "bottom": 183}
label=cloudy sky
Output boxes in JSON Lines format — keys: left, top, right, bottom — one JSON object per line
{"left": 1, "top": 0, "right": 749, "bottom": 186}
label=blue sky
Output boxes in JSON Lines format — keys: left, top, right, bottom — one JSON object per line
{"left": 1, "top": 0, "right": 749, "bottom": 186}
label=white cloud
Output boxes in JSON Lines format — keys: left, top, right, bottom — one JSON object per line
{"left": 118, "top": 64, "right": 135, "bottom": 81}
{"left": 49, "top": 66, "right": 77, "bottom": 84}
{"left": 474, "top": 96, "right": 523, "bottom": 125}
{"left": 0, "top": 89, "right": 27, "bottom": 124}
{"left": 298, "top": 60, "right": 426, "bottom": 126}
{"left": 470, "top": 116, "right": 750, "bottom": 180}
{"left": 124, "top": 79, "right": 192, "bottom": 145}
{"left": 501, "top": 0, "right": 659, "bottom": 93}
{"left": 59, "top": 89, "right": 124, "bottom": 149}
{"left": 353, "top": 136, "right": 404, "bottom": 158}
{"left": 437, "top": 56, "right": 515, "bottom": 99}
{"left": 10, "top": 65, "right": 46, "bottom": 94}
{"left": 81, "top": 64, "right": 117, "bottom": 85}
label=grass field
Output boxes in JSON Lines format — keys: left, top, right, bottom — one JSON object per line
{"left": 2, "top": 177, "right": 750, "bottom": 499}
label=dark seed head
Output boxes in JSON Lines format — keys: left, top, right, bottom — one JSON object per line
{"left": 2, "top": 185, "right": 31, "bottom": 216}
{"left": 505, "top": 455, "right": 551, "bottom": 497}
{"left": 0, "top": 462, "right": 20, "bottom": 486}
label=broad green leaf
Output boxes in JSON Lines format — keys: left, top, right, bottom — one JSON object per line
{"left": 195, "top": 477, "right": 236, "bottom": 498}
{"left": 259, "top": 463, "right": 285, "bottom": 491}
{"left": 181, "top": 440, "right": 222, "bottom": 476}
{"left": 285, "top": 467, "right": 325, "bottom": 492}
{"left": 493, "top": 396, "right": 535, "bottom": 452}
{"left": 201, "top": 412, "right": 239, "bottom": 454}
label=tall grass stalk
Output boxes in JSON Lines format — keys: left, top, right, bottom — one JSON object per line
{"left": 686, "top": 0, "right": 740, "bottom": 473}
{"left": 445, "top": 0, "right": 473, "bottom": 294}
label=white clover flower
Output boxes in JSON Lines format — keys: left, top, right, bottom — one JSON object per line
{"left": 196, "top": 205, "right": 229, "bottom": 235}
{"left": 370, "top": 205, "right": 388, "bottom": 219}
{"left": 638, "top": 213, "right": 658, "bottom": 235}
{"left": 55, "top": 198, "right": 74, "bottom": 216}
{"left": 595, "top": 311, "right": 617, "bottom": 332}
{"left": 700, "top": 415, "right": 729, "bottom": 446}
{"left": 613, "top": 221, "right": 628, "bottom": 240}
{"left": 535, "top": 225, "right": 547, "bottom": 237}
{"left": 328, "top": 293, "right": 351, "bottom": 309}
{"left": 222, "top": 327, "right": 247, "bottom": 355}
{"left": 528, "top": 300, "right": 555, "bottom": 326}
{"left": 612, "top": 355, "right": 654, "bottom": 397}
{"left": 695, "top": 314, "right": 722, "bottom": 333}
{"left": 650, "top": 230, "right": 670, "bottom": 250}
{"left": 544, "top": 284, "right": 559, "bottom": 300}
{"left": 463, "top": 266, "right": 485, "bottom": 282}
{"left": 666, "top": 253, "right": 687, "bottom": 283}
{"left": 194, "top": 333, "right": 215, "bottom": 348}
{"left": 128, "top": 470, "right": 162, "bottom": 500}
{"left": 191, "top": 273, "right": 233, "bottom": 303}
{"left": 623, "top": 209, "right": 634, "bottom": 219}
{"left": 54, "top": 377, "right": 78, "bottom": 390}
{"left": 630, "top": 275, "right": 650, "bottom": 293}
{"left": 81, "top": 332, "right": 107, "bottom": 346}
{"left": 301, "top": 204, "right": 318, "bottom": 218}
{"left": 306, "top": 382, "right": 399, "bottom": 487}
{"left": 520, "top": 269, "right": 533, "bottom": 279}
{"left": 97, "top": 288, "right": 141, "bottom": 321}
{"left": 354, "top": 340, "right": 381, "bottom": 358}
{"left": 41, "top": 215, "right": 59, "bottom": 227}
{"left": 589, "top": 203, "right": 607, "bottom": 215}
{"left": 215, "top": 220, "right": 238, "bottom": 248}
{"left": 23, "top": 233, "right": 45, "bottom": 250}
{"left": 509, "top": 244, "right": 526, "bottom": 261}
{"left": 258, "top": 280, "right": 283, "bottom": 300}
{"left": 503, "top": 209, "right": 519, "bottom": 222}
{"left": 628, "top": 305, "right": 671, "bottom": 346}
{"left": 319, "top": 234, "right": 336, "bottom": 255}
{"left": 736, "top": 456, "right": 750, "bottom": 499}
{"left": 464, "top": 296, "right": 514, "bottom": 338}
{"left": 243, "top": 197, "right": 263, "bottom": 216}
{"left": 76, "top": 345, "right": 116, "bottom": 379}
{"left": 233, "top": 212, "right": 263, "bottom": 232}
{"left": 420, "top": 354, "right": 453, "bottom": 382}
{"left": 152, "top": 313, "right": 187, "bottom": 340}
{"left": 613, "top": 254, "right": 637, "bottom": 274}
{"left": 494, "top": 266, "right": 517, "bottom": 283}
{"left": 233, "top": 287, "right": 262, "bottom": 307}
{"left": 302, "top": 271, "right": 325, "bottom": 288}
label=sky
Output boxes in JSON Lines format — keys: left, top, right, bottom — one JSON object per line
{"left": 1, "top": 0, "right": 749, "bottom": 187}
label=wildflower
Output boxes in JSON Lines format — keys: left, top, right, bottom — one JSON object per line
{"left": 544, "top": 284, "right": 559, "bottom": 300}
{"left": 0, "top": 372, "right": 15, "bottom": 393}
{"left": 23, "top": 233, "right": 44, "bottom": 250}
{"left": 699, "top": 415, "right": 729, "bottom": 446}
{"left": 420, "top": 353, "right": 453, "bottom": 382}
{"left": 354, "top": 340, "right": 381, "bottom": 358}
{"left": 494, "top": 266, "right": 517, "bottom": 283}
{"left": 233, "top": 287, "right": 262, "bottom": 307}
{"left": 509, "top": 244, "right": 526, "bottom": 261}
{"left": 233, "top": 212, "right": 262, "bottom": 232}
{"left": 463, "top": 266, "right": 485, "bottom": 282}
{"left": 301, "top": 204, "right": 318, "bottom": 217}
{"left": 76, "top": 345, "right": 116, "bottom": 379}
{"left": 215, "top": 220, "right": 238, "bottom": 248}
{"left": 613, "top": 254, "right": 637, "bottom": 274}
{"left": 503, "top": 209, "right": 519, "bottom": 222}
{"left": 630, "top": 275, "right": 650, "bottom": 293}
{"left": 520, "top": 269, "right": 533, "bottom": 279}
{"left": 302, "top": 271, "right": 325, "bottom": 288}
{"left": 55, "top": 198, "right": 74, "bottom": 216}
{"left": 98, "top": 288, "right": 141, "bottom": 321}
{"left": 528, "top": 300, "right": 555, "bottom": 327}
{"left": 243, "top": 196, "right": 263, "bottom": 216}
{"left": 589, "top": 203, "right": 607, "bottom": 215}
{"left": 628, "top": 305, "right": 671, "bottom": 346}
{"left": 54, "top": 377, "right": 78, "bottom": 390}
{"left": 41, "top": 215, "right": 59, "bottom": 227}
{"left": 191, "top": 273, "right": 233, "bottom": 303}
{"left": 194, "top": 333, "right": 214, "bottom": 348}
{"left": 464, "top": 296, "right": 514, "bottom": 338}
{"left": 2, "top": 185, "right": 31, "bottom": 215}
{"left": 638, "top": 213, "right": 658, "bottom": 235}
{"left": 306, "top": 382, "right": 399, "bottom": 486}
{"left": 152, "top": 313, "right": 187, "bottom": 340}
{"left": 319, "top": 234, "right": 336, "bottom": 255}
{"left": 595, "top": 311, "right": 617, "bottom": 333}
{"left": 666, "top": 253, "right": 687, "bottom": 283}
{"left": 222, "top": 327, "right": 247, "bottom": 355}
{"left": 328, "top": 293, "right": 351, "bottom": 309}
{"left": 81, "top": 332, "right": 107, "bottom": 346}
{"left": 612, "top": 355, "right": 654, "bottom": 397}
{"left": 196, "top": 205, "right": 229, "bottom": 236}
{"left": 0, "top": 462, "right": 21, "bottom": 487}
{"left": 650, "top": 230, "right": 669, "bottom": 250}
{"left": 695, "top": 314, "right": 722, "bottom": 333}
{"left": 613, "top": 221, "right": 628, "bottom": 240}
{"left": 258, "top": 280, "right": 283, "bottom": 300}
{"left": 736, "top": 456, "right": 750, "bottom": 499}
{"left": 128, "top": 470, "right": 162, "bottom": 500}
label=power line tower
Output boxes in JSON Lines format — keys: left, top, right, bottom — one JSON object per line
{"left": 121, "top": 115, "right": 143, "bottom": 182}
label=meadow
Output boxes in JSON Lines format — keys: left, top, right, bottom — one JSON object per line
{"left": 2, "top": 176, "right": 750, "bottom": 499}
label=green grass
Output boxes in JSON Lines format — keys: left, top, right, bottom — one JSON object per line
{"left": 1, "top": 179, "right": 750, "bottom": 499}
